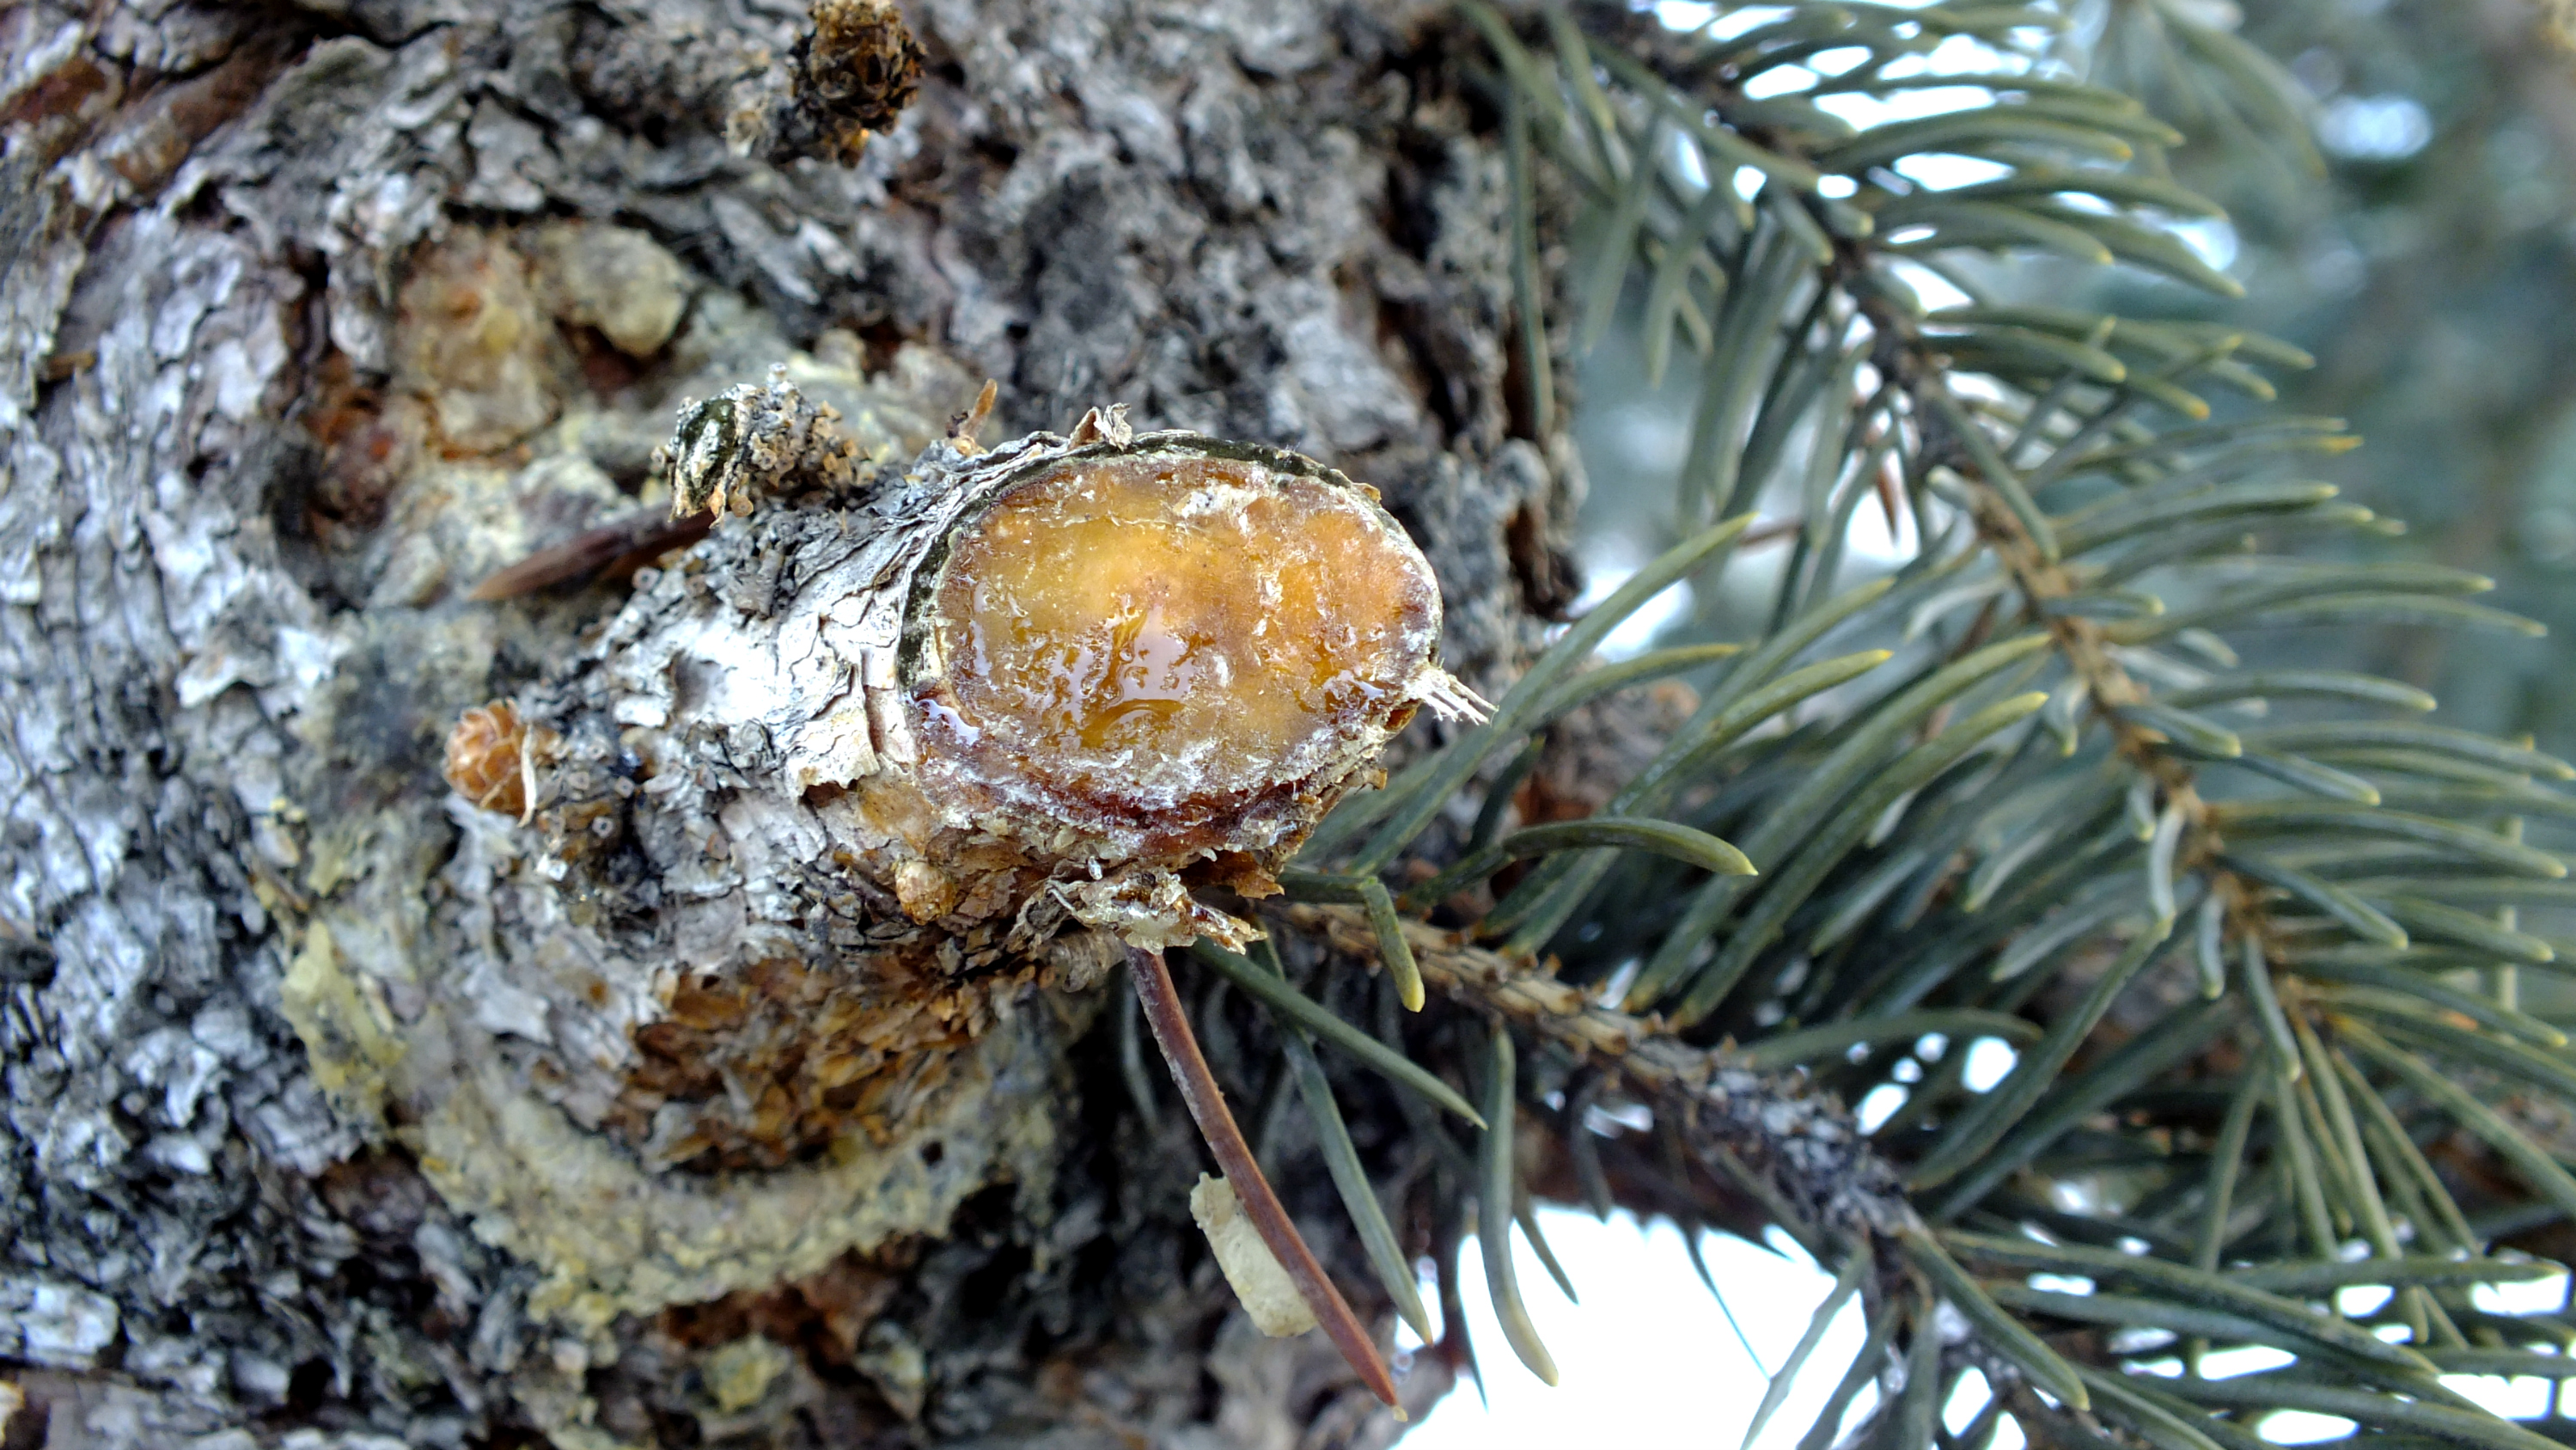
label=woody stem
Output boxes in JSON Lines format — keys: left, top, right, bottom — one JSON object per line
{"left": 1126, "top": 944, "right": 1400, "bottom": 1406}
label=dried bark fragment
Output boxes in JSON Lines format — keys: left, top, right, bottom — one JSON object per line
{"left": 736, "top": 0, "right": 925, "bottom": 165}
{"left": 1191, "top": 1174, "right": 1320, "bottom": 1337}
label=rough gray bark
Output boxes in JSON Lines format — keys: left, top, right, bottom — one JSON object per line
{"left": 0, "top": 0, "right": 1578, "bottom": 1444}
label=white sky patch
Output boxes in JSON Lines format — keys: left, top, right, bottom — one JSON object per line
{"left": 2133, "top": 1349, "right": 2298, "bottom": 1380}
{"left": 2200, "top": 1344, "right": 2295, "bottom": 1379}
{"left": 1652, "top": 0, "right": 1723, "bottom": 34}
{"left": 2140, "top": 1282, "right": 2567, "bottom": 1433}
{"left": 1794, "top": 33, "right": 2070, "bottom": 199}
{"left": 1857, "top": 1082, "right": 1908, "bottom": 1132}
{"left": 1645, "top": 0, "right": 2086, "bottom": 211}
{"left": 1895, "top": 153, "right": 2015, "bottom": 191}
{"left": 1401, "top": 1210, "right": 1862, "bottom": 1450}
{"left": 1844, "top": 476, "right": 1934, "bottom": 568}
{"left": 1886, "top": 31, "right": 2040, "bottom": 80}
{"left": 1806, "top": 67, "right": 2020, "bottom": 193}
{"left": 1699, "top": 5, "right": 1791, "bottom": 41}
{"left": 2134, "top": 1343, "right": 2363, "bottom": 1445}
{"left": 1810, "top": 45, "right": 1874, "bottom": 78}
{"left": 1566, "top": 543, "right": 1696, "bottom": 660}
{"left": 2449, "top": 1271, "right": 2573, "bottom": 1420}
{"left": 2317, "top": 94, "right": 2432, "bottom": 162}
{"left": 2473, "top": 1269, "right": 2568, "bottom": 1316}
{"left": 2171, "top": 217, "right": 2242, "bottom": 272}
{"left": 1670, "top": 129, "right": 1712, "bottom": 191}
{"left": 2443, "top": 1372, "right": 2558, "bottom": 1422}
{"left": 1945, "top": 1368, "right": 1993, "bottom": 1434}
{"left": 2262, "top": 1410, "right": 2360, "bottom": 1443}
{"left": 1962, "top": 1036, "right": 2017, "bottom": 1091}
{"left": 1888, "top": 259, "right": 1977, "bottom": 311}
{"left": 1812, "top": 83, "right": 1998, "bottom": 132}
{"left": 1744, "top": 64, "right": 1816, "bottom": 101}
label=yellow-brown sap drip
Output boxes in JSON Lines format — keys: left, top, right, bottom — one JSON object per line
{"left": 929, "top": 456, "right": 1438, "bottom": 812}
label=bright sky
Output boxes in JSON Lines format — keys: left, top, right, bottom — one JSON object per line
{"left": 1399, "top": 1210, "right": 1863, "bottom": 1450}
{"left": 1397, "top": 1207, "right": 2572, "bottom": 1448}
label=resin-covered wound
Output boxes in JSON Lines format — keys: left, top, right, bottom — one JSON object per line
{"left": 921, "top": 454, "right": 1440, "bottom": 817}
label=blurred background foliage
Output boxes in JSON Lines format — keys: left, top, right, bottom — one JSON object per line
{"left": 1564, "top": 0, "right": 2576, "bottom": 1044}
{"left": 2105, "top": 0, "right": 2576, "bottom": 741}
{"left": 1578, "top": 0, "right": 2576, "bottom": 743}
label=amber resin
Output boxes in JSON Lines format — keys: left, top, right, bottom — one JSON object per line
{"left": 919, "top": 454, "right": 1440, "bottom": 824}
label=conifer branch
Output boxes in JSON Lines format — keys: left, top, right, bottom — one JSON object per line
{"left": 1408, "top": 8, "right": 2576, "bottom": 1449}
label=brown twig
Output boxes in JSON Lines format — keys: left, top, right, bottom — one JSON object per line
{"left": 1738, "top": 515, "right": 1805, "bottom": 549}
{"left": 1125, "top": 945, "right": 1401, "bottom": 1407}
{"left": 467, "top": 511, "right": 715, "bottom": 600}
{"left": 1283, "top": 902, "right": 1919, "bottom": 1254}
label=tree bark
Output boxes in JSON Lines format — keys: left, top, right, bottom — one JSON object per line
{"left": 0, "top": 0, "right": 1579, "bottom": 1444}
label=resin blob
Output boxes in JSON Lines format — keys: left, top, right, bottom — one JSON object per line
{"left": 926, "top": 455, "right": 1440, "bottom": 814}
